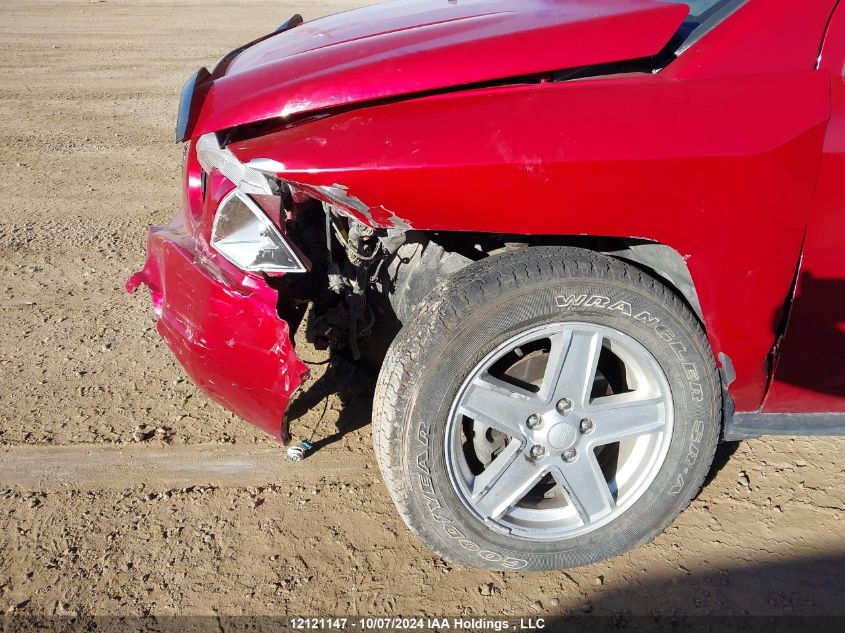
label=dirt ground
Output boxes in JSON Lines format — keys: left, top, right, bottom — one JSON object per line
{"left": 1, "top": 0, "right": 844, "bottom": 622}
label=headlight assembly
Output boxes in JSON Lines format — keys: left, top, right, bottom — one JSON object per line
{"left": 211, "top": 189, "right": 307, "bottom": 274}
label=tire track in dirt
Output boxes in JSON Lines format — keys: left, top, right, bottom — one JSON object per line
{"left": 1, "top": 444, "right": 372, "bottom": 491}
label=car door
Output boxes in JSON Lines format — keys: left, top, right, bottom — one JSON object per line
{"left": 764, "top": 0, "right": 845, "bottom": 414}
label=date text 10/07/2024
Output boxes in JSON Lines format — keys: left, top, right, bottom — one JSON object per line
{"left": 289, "top": 617, "right": 547, "bottom": 630}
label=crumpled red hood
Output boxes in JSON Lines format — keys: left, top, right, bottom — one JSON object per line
{"left": 191, "top": 0, "right": 688, "bottom": 138}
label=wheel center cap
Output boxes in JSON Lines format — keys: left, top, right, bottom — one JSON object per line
{"left": 547, "top": 421, "right": 578, "bottom": 450}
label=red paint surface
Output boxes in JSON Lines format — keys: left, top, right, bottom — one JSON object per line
{"left": 229, "top": 49, "right": 830, "bottom": 412}
{"left": 191, "top": 0, "right": 689, "bottom": 138}
{"left": 664, "top": 1, "right": 835, "bottom": 80}
{"left": 764, "top": 1, "right": 845, "bottom": 413}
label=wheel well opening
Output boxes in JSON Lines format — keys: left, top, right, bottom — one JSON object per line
{"left": 423, "top": 231, "right": 705, "bottom": 326}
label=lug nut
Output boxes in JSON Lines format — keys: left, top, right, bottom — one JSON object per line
{"left": 562, "top": 448, "right": 578, "bottom": 463}
{"left": 579, "top": 418, "right": 594, "bottom": 434}
{"left": 526, "top": 414, "right": 542, "bottom": 429}
{"left": 556, "top": 398, "right": 573, "bottom": 415}
{"left": 530, "top": 445, "right": 546, "bottom": 460}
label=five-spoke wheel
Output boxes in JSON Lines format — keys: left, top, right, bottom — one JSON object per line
{"left": 447, "top": 323, "right": 673, "bottom": 538}
{"left": 374, "top": 246, "right": 719, "bottom": 570}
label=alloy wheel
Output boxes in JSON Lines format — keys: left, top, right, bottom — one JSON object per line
{"left": 445, "top": 322, "right": 674, "bottom": 540}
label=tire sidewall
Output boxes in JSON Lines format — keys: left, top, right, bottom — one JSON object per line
{"left": 400, "top": 274, "right": 718, "bottom": 570}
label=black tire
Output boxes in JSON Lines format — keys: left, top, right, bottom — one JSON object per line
{"left": 372, "top": 246, "right": 720, "bottom": 570}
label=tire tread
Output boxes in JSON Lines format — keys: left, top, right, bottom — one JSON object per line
{"left": 372, "top": 246, "right": 720, "bottom": 568}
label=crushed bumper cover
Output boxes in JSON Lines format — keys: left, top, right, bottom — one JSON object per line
{"left": 126, "top": 219, "right": 308, "bottom": 443}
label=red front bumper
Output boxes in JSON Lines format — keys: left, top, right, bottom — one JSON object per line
{"left": 126, "top": 217, "right": 308, "bottom": 443}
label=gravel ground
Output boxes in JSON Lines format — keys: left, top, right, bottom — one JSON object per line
{"left": 1, "top": 0, "right": 844, "bottom": 621}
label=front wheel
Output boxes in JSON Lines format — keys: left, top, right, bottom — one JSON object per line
{"left": 373, "top": 246, "right": 720, "bottom": 570}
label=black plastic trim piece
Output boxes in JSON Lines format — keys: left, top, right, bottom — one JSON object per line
{"left": 724, "top": 412, "right": 845, "bottom": 441}
{"left": 175, "top": 67, "right": 210, "bottom": 143}
{"left": 276, "top": 14, "right": 304, "bottom": 33}
{"left": 175, "top": 14, "right": 305, "bottom": 143}
{"left": 718, "top": 352, "right": 736, "bottom": 386}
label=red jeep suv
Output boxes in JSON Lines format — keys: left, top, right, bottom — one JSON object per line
{"left": 128, "top": 0, "right": 845, "bottom": 570}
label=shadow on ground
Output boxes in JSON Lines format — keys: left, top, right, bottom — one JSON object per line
{"left": 285, "top": 356, "right": 375, "bottom": 451}
{"left": 573, "top": 552, "right": 845, "bottom": 627}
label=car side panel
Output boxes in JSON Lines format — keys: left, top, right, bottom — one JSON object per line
{"left": 764, "top": 2, "right": 845, "bottom": 413}
{"left": 231, "top": 71, "right": 829, "bottom": 412}
{"left": 664, "top": 0, "right": 837, "bottom": 80}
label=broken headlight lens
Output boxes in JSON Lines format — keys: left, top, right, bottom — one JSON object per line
{"left": 211, "top": 190, "right": 307, "bottom": 274}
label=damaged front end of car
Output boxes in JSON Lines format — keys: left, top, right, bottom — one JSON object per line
{"left": 128, "top": 0, "right": 697, "bottom": 442}
{"left": 124, "top": 136, "right": 308, "bottom": 442}
{"left": 127, "top": 126, "right": 468, "bottom": 442}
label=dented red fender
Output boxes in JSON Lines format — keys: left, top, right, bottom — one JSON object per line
{"left": 191, "top": 0, "right": 689, "bottom": 138}
{"left": 228, "top": 70, "right": 829, "bottom": 413}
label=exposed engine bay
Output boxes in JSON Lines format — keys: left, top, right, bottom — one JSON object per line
{"left": 270, "top": 186, "right": 472, "bottom": 367}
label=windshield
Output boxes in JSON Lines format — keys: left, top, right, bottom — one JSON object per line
{"left": 659, "top": 0, "right": 745, "bottom": 53}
